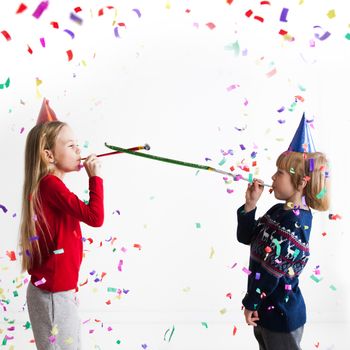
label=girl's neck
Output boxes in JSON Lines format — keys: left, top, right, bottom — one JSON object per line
{"left": 283, "top": 191, "right": 309, "bottom": 211}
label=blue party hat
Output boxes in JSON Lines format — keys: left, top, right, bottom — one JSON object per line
{"left": 288, "top": 113, "right": 316, "bottom": 153}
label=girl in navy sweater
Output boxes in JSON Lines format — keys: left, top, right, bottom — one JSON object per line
{"left": 237, "top": 148, "right": 330, "bottom": 350}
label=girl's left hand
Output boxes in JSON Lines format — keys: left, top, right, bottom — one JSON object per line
{"left": 244, "top": 308, "right": 260, "bottom": 326}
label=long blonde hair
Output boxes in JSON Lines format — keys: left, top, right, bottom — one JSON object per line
{"left": 276, "top": 151, "right": 330, "bottom": 211}
{"left": 19, "top": 121, "right": 67, "bottom": 272}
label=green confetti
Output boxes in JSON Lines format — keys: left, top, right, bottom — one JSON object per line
{"left": 218, "top": 157, "right": 227, "bottom": 166}
{"left": 116, "top": 340, "right": 121, "bottom": 344}
{"left": 195, "top": 223, "right": 201, "bottom": 229}
{"left": 310, "top": 274, "right": 323, "bottom": 283}
{"left": 248, "top": 173, "right": 253, "bottom": 183}
{"left": 201, "top": 322, "right": 208, "bottom": 328}
{"left": 345, "top": 33, "right": 350, "bottom": 40}
{"left": 316, "top": 188, "right": 327, "bottom": 199}
{"left": 24, "top": 321, "right": 31, "bottom": 329}
{"left": 329, "top": 284, "right": 337, "bottom": 291}
{"left": 107, "top": 287, "right": 117, "bottom": 293}
{"left": 13, "top": 290, "right": 18, "bottom": 297}
{"left": 224, "top": 41, "right": 240, "bottom": 56}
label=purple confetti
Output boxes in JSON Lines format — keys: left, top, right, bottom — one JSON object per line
{"left": 280, "top": 8, "right": 289, "bottom": 22}
{"left": 278, "top": 119, "right": 286, "bottom": 124}
{"left": 205, "top": 157, "right": 212, "bottom": 161}
{"left": 70, "top": 12, "right": 83, "bottom": 25}
{"left": 0, "top": 204, "right": 8, "bottom": 213}
{"left": 32, "top": 1, "right": 49, "bottom": 19}
{"left": 114, "top": 27, "right": 120, "bottom": 38}
{"left": 63, "top": 29, "right": 75, "bottom": 39}
{"left": 314, "top": 26, "right": 331, "bottom": 41}
{"left": 255, "top": 272, "right": 261, "bottom": 280}
{"left": 309, "top": 158, "right": 314, "bottom": 172}
{"left": 277, "top": 106, "right": 285, "bottom": 113}
{"left": 239, "top": 144, "right": 246, "bottom": 150}
{"left": 132, "top": 8, "right": 141, "bottom": 18}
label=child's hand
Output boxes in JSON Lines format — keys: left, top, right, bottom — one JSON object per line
{"left": 244, "top": 308, "right": 260, "bottom": 326}
{"left": 83, "top": 154, "right": 102, "bottom": 178}
{"left": 244, "top": 178, "right": 264, "bottom": 212}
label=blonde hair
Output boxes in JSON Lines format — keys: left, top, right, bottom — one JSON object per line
{"left": 19, "top": 121, "right": 67, "bottom": 272}
{"left": 276, "top": 151, "right": 330, "bottom": 211}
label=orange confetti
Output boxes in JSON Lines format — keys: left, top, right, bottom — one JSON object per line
{"left": 67, "top": 49, "right": 73, "bottom": 61}
{"left": 79, "top": 278, "right": 88, "bottom": 286}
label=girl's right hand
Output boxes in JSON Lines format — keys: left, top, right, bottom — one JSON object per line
{"left": 244, "top": 178, "right": 264, "bottom": 212}
{"left": 83, "top": 154, "right": 102, "bottom": 178}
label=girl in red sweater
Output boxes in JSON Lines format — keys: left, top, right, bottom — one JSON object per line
{"left": 19, "top": 121, "right": 104, "bottom": 349}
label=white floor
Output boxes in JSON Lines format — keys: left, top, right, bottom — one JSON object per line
{"left": 1, "top": 316, "right": 349, "bottom": 350}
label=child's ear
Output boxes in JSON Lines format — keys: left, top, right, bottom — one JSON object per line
{"left": 299, "top": 177, "right": 308, "bottom": 191}
{"left": 42, "top": 149, "right": 55, "bottom": 164}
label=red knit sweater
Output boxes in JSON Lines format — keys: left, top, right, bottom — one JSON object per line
{"left": 28, "top": 174, "right": 104, "bottom": 292}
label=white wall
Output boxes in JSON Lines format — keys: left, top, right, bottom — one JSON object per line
{"left": 0, "top": 1, "right": 349, "bottom": 349}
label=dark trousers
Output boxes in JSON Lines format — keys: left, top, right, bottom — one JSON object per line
{"left": 253, "top": 325, "right": 304, "bottom": 350}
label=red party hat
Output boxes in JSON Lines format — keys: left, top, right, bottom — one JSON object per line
{"left": 36, "top": 98, "right": 58, "bottom": 125}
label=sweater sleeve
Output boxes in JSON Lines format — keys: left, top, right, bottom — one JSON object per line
{"left": 236, "top": 204, "right": 258, "bottom": 245}
{"left": 242, "top": 211, "right": 310, "bottom": 311}
{"left": 39, "top": 175, "right": 104, "bottom": 227}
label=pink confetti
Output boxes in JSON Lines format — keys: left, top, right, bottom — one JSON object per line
{"left": 118, "top": 259, "right": 123, "bottom": 271}
{"left": 206, "top": 22, "right": 216, "bottom": 30}
{"left": 40, "top": 37, "right": 45, "bottom": 47}
{"left": 32, "top": 1, "right": 49, "bottom": 19}
{"left": 242, "top": 267, "right": 252, "bottom": 275}
{"left": 34, "top": 277, "right": 46, "bottom": 286}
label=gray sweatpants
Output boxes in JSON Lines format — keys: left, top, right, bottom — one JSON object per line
{"left": 253, "top": 325, "right": 304, "bottom": 350}
{"left": 27, "top": 282, "right": 81, "bottom": 350}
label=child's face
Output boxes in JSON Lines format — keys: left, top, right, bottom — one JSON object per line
{"left": 52, "top": 125, "right": 81, "bottom": 176}
{"left": 271, "top": 168, "right": 297, "bottom": 202}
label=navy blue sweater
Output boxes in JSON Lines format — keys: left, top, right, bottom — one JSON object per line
{"left": 237, "top": 203, "right": 312, "bottom": 332}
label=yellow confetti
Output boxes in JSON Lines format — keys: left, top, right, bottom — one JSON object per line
{"left": 51, "top": 325, "right": 59, "bottom": 336}
{"left": 35, "top": 77, "right": 42, "bottom": 98}
{"left": 209, "top": 246, "right": 215, "bottom": 259}
{"left": 327, "top": 9, "right": 336, "bottom": 19}
{"left": 165, "top": 1, "right": 171, "bottom": 9}
{"left": 64, "top": 337, "right": 73, "bottom": 345}
{"left": 288, "top": 267, "right": 295, "bottom": 276}
{"left": 219, "top": 308, "right": 227, "bottom": 315}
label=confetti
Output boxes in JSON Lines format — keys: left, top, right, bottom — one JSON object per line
{"left": 327, "top": 10, "right": 336, "bottom": 19}
{"left": 114, "top": 27, "right": 120, "bottom": 38}
{"left": 40, "top": 37, "right": 45, "bottom": 47}
{"left": 53, "top": 248, "right": 64, "bottom": 254}
{"left": 242, "top": 267, "right": 252, "bottom": 275}
{"left": 206, "top": 22, "right": 216, "bottom": 30}
{"left": 232, "top": 325, "right": 237, "bottom": 335}
{"left": 70, "top": 12, "right": 83, "bottom": 25}
{"left": 1, "top": 30, "right": 11, "bottom": 41}
{"left": 316, "top": 188, "right": 326, "bottom": 199}
{"left": 117, "top": 259, "right": 123, "bottom": 271}
{"left": 201, "top": 322, "right": 208, "bottom": 328}
{"left": 280, "top": 8, "right": 289, "bottom": 22}
{"left": 66, "top": 50, "right": 73, "bottom": 61}
{"left": 16, "top": 3, "right": 28, "bottom": 14}
{"left": 63, "top": 29, "right": 75, "bottom": 39}
{"left": 32, "top": 1, "right": 49, "bottom": 19}
{"left": 34, "top": 277, "right": 46, "bottom": 286}
{"left": 132, "top": 9, "right": 141, "bottom": 18}
{"left": 0, "top": 204, "right": 8, "bottom": 212}
{"left": 314, "top": 26, "right": 331, "bottom": 41}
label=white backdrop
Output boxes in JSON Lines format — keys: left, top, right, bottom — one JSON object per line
{"left": 0, "top": 1, "right": 349, "bottom": 349}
